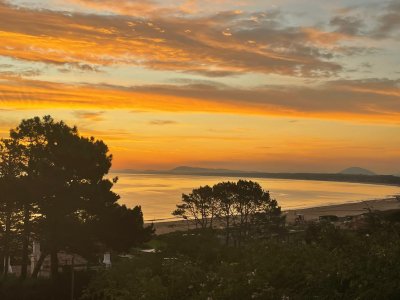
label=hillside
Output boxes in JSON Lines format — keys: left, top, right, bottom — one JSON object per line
{"left": 169, "top": 166, "right": 246, "bottom": 174}
{"left": 123, "top": 167, "right": 400, "bottom": 186}
{"left": 340, "top": 167, "right": 376, "bottom": 176}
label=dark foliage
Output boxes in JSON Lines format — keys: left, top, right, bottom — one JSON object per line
{"left": 173, "top": 180, "right": 285, "bottom": 245}
{"left": 0, "top": 116, "right": 153, "bottom": 281}
{"left": 83, "top": 221, "right": 400, "bottom": 300}
{"left": 0, "top": 271, "right": 94, "bottom": 300}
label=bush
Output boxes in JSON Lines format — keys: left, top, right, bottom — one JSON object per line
{"left": 0, "top": 270, "right": 94, "bottom": 300}
{"left": 83, "top": 225, "right": 400, "bottom": 300}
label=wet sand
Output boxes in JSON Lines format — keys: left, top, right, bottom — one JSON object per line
{"left": 149, "top": 197, "right": 400, "bottom": 235}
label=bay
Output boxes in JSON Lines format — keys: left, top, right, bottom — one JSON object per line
{"left": 111, "top": 173, "right": 400, "bottom": 222}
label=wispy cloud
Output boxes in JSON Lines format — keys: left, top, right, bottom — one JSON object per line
{"left": 1, "top": 75, "right": 399, "bottom": 123}
{"left": 0, "top": 1, "right": 368, "bottom": 78}
{"left": 330, "top": 15, "right": 365, "bottom": 36}
{"left": 73, "top": 110, "right": 105, "bottom": 121}
{"left": 330, "top": 0, "right": 400, "bottom": 39}
{"left": 68, "top": 0, "right": 159, "bottom": 15}
{"left": 373, "top": 0, "right": 400, "bottom": 38}
{"left": 149, "top": 119, "right": 178, "bottom": 125}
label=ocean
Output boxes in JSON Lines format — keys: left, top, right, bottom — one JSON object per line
{"left": 111, "top": 173, "right": 400, "bottom": 222}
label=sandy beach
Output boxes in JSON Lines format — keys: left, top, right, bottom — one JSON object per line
{"left": 150, "top": 197, "right": 400, "bottom": 235}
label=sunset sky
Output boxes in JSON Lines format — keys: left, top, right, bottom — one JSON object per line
{"left": 0, "top": 0, "right": 399, "bottom": 173}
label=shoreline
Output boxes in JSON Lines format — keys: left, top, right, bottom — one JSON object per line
{"left": 113, "top": 171, "right": 400, "bottom": 187}
{"left": 149, "top": 197, "right": 400, "bottom": 235}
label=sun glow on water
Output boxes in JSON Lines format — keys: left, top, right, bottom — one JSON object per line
{"left": 112, "top": 173, "right": 400, "bottom": 221}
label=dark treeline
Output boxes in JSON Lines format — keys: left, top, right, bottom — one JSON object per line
{"left": 0, "top": 116, "right": 153, "bottom": 283}
{"left": 141, "top": 170, "right": 400, "bottom": 186}
{"left": 247, "top": 172, "right": 400, "bottom": 186}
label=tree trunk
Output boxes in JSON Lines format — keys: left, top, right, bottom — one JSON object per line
{"left": 2, "top": 212, "right": 11, "bottom": 279}
{"left": 0, "top": 253, "right": 4, "bottom": 275}
{"left": 225, "top": 216, "right": 230, "bottom": 245}
{"left": 19, "top": 204, "right": 30, "bottom": 280}
{"left": 31, "top": 252, "right": 47, "bottom": 278}
{"left": 50, "top": 247, "right": 59, "bottom": 279}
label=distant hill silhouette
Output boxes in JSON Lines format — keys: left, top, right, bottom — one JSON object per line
{"left": 340, "top": 167, "right": 376, "bottom": 176}
{"left": 169, "top": 166, "right": 246, "bottom": 174}
{"left": 115, "top": 166, "right": 400, "bottom": 186}
{"left": 116, "top": 166, "right": 248, "bottom": 175}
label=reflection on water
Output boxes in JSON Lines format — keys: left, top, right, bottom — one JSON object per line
{"left": 111, "top": 173, "right": 400, "bottom": 222}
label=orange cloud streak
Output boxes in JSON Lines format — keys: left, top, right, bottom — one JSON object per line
{"left": 0, "top": 1, "right": 346, "bottom": 77}
{"left": 1, "top": 76, "right": 399, "bottom": 124}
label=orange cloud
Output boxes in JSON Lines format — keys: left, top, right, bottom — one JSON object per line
{"left": 73, "top": 110, "right": 105, "bottom": 121}
{"left": 301, "top": 27, "right": 349, "bottom": 45}
{"left": 1, "top": 75, "right": 399, "bottom": 124}
{"left": 69, "top": 0, "right": 158, "bottom": 15}
{"left": 0, "top": 1, "right": 351, "bottom": 77}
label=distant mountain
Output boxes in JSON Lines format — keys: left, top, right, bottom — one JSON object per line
{"left": 116, "top": 169, "right": 151, "bottom": 174}
{"left": 339, "top": 167, "right": 376, "bottom": 176}
{"left": 169, "top": 166, "right": 246, "bottom": 174}
{"left": 115, "top": 166, "right": 249, "bottom": 175}
{"left": 114, "top": 167, "right": 400, "bottom": 186}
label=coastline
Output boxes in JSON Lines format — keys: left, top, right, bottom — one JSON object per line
{"left": 115, "top": 171, "right": 400, "bottom": 187}
{"left": 149, "top": 197, "right": 400, "bottom": 235}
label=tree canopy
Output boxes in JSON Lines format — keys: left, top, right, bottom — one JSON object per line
{"left": 0, "top": 116, "right": 153, "bottom": 279}
{"left": 173, "top": 180, "right": 284, "bottom": 244}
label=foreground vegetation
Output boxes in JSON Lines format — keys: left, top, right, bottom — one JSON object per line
{"left": 3, "top": 213, "right": 400, "bottom": 300}
{"left": 83, "top": 213, "right": 400, "bottom": 300}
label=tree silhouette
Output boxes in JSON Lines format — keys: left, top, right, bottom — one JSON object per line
{"left": 172, "top": 180, "right": 282, "bottom": 245}
{"left": 0, "top": 138, "right": 25, "bottom": 279}
{"left": 94, "top": 204, "right": 154, "bottom": 253}
{"left": 173, "top": 185, "right": 216, "bottom": 229}
{"left": 5, "top": 116, "right": 152, "bottom": 279}
{"left": 213, "top": 181, "right": 237, "bottom": 244}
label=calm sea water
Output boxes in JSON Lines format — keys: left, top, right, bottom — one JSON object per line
{"left": 111, "top": 173, "right": 400, "bottom": 222}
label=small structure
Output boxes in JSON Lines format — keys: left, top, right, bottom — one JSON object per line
{"left": 8, "top": 241, "right": 110, "bottom": 277}
{"left": 318, "top": 215, "right": 339, "bottom": 222}
{"left": 348, "top": 214, "right": 366, "bottom": 229}
{"left": 294, "top": 213, "right": 305, "bottom": 225}
{"left": 103, "top": 252, "right": 111, "bottom": 269}
{"left": 3, "top": 257, "right": 13, "bottom": 274}
{"left": 29, "top": 241, "right": 89, "bottom": 277}
{"left": 30, "top": 240, "right": 41, "bottom": 275}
